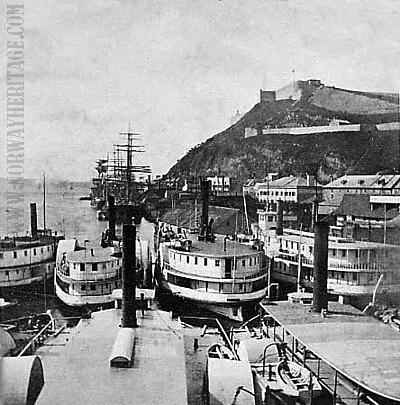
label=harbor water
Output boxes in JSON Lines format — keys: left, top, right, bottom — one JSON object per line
{"left": 0, "top": 182, "right": 155, "bottom": 321}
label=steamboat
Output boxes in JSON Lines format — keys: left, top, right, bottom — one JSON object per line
{"left": 156, "top": 180, "right": 268, "bottom": 322}
{"left": 0, "top": 203, "right": 62, "bottom": 289}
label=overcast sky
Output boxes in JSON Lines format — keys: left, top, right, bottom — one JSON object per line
{"left": 1, "top": 0, "right": 399, "bottom": 181}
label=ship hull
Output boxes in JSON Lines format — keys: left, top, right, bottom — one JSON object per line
{"left": 157, "top": 277, "right": 266, "bottom": 322}
{"left": 0, "top": 261, "right": 55, "bottom": 288}
{"left": 54, "top": 278, "right": 116, "bottom": 308}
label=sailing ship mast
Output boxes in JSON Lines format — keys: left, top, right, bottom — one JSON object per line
{"left": 106, "top": 127, "right": 151, "bottom": 205}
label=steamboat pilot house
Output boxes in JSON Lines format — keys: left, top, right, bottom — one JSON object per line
{"left": 55, "top": 243, "right": 122, "bottom": 307}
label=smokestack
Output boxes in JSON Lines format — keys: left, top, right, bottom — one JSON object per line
{"left": 122, "top": 224, "right": 137, "bottom": 328}
{"left": 276, "top": 200, "right": 283, "bottom": 236}
{"left": 108, "top": 195, "right": 116, "bottom": 242}
{"left": 30, "top": 203, "right": 38, "bottom": 239}
{"left": 198, "top": 179, "right": 210, "bottom": 241}
{"left": 312, "top": 221, "right": 329, "bottom": 312}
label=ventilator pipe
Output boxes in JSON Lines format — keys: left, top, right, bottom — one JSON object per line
{"left": 0, "top": 355, "right": 44, "bottom": 405}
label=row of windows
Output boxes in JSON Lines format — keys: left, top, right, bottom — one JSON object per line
{"left": 0, "top": 245, "right": 52, "bottom": 259}
{"left": 167, "top": 272, "right": 267, "bottom": 293}
{"left": 173, "top": 253, "right": 259, "bottom": 267}
{"left": 72, "top": 260, "right": 119, "bottom": 272}
{"left": 258, "top": 190, "right": 296, "bottom": 197}
{"left": 2, "top": 264, "right": 49, "bottom": 278}
{"left": 274, "top": 261, "right": 380, "bottom": 284}
{"left": 280, "top": 239, "right": 380, "bottom": 259}
{"left": 56, "top": 274, "right": 121, "bottom": 295}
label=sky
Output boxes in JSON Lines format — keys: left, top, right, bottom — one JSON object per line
{"left": 1, "top": 0, "right": 400, "bottom": 181}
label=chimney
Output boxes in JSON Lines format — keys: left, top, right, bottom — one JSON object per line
{"left": 198, "top": 179, "right": 210, "bottom": 241}
{"left": 122, "top": 224, "right": 137, "bottom": 328}
{"left": 312, "top": 222, "right": 329, "bottom": 312}
{"left": 276, "top": 200, "right": 284, "bottom": 236}
{"left": 108, "top": 195, "right": 116, "bottom": 242}
{"left": 30, "top": 203, "right": 38, "bottom": 239}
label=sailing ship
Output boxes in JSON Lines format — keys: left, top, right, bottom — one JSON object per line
{"left": 156, "top": 180, "right": 268, "bottom": 322}
{"left": 89, "top": 128, "right": 151, "bottom": 223}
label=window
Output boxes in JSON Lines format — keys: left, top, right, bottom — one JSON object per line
{"left": 90, "top": 284, "right": 96, "bottom": 291}
{"left": 5, "top": 271, "right": 9, "bottom": 276}
{"left": 92, "top": 263, "right": 98, "bottom": 272}
{"left": 81, "top": 285, "right": 86, "bottom": 291}
{"left": 13, "top": 251, "right": 17, "bottom": 259}
{"left": 194, "top": 257, "right": 198, "bottom": 265}
{"left": 47, "top": 246, "right": 50, "bottom": 251}
{"left": 0, "top": 253, "right": 3, "bottom": 259}
{"left": 249, "top": 258, "right": 252, "bottom": 266}
{"left": 80, "top": 263, "right": 85, "bottom": 272}
{"left": 41, "top": 248, "right": 44, "bottom": 254}
{"left": 215, "top": 259, "right": 220, "bottom": 267}
{"left": 204, "top": 258, "right": 208, "bottom": 266}
{"left": 33, "top": 249, "right": 36, "bottom": 256}
{"left": 353, "top": 273, "right": 358, "bottom": 282}
{"left": 103, "top": 263, "right": 107, "bottom": 270}
{"left": 186, "top": 256, "right": 189, "bottom": 264}
{"left": 332, "top": 249, "right": 336, "bottom": 257}
{"left": 341, "top": 250, "right": 346, "bottom": 257}
{"left": 242, "top": 259, "right": 246, "bottom": 267}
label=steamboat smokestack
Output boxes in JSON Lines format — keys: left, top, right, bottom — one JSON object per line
{"left": 30, "top": 203, "right": 38, "bottom": 239}
{"left": 312, "top": 221, "right": 329, "bottom": 313}
{"left": 276, "top": 200, "right": 283, "bottom": 236}
{"left": 108, "top": 194, "right": 116, "bottom": 241}
{"left": 198, "top": 179, "right": 210, "bottom": 241}
{"left": 122, "top": 224, "right": 137, "bottom": 328}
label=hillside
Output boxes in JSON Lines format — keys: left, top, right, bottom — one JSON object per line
{"left": 167, "top": 80, "right": 399, "bottom": 183}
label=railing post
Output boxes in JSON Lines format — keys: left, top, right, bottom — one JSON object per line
{"left": 333, "top": 370, "right": 338, "bottom": 404}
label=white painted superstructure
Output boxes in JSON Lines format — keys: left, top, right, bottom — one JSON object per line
{"left": 158, "top": 235, "right": 268, "bottom": 321}
{"left": 55, "top": 242, "right": 122, "bottom": 307}
{"left": 0, "top": 235, "right": 57, "bottom": 287}
{"left": 264, "top": 228, "right": 400, "bottom": 298}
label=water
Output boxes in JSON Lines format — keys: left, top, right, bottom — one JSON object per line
{"left": 0, "top": 183, "right": 155, "bottom": 321}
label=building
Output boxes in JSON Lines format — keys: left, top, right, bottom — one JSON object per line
{"left": 206, "top": 176, "right": 231, "bottom": 194}
{"left": 253, "top": 175, "right": 321, "bottom": 208}
{"left": 323, "top": 174, "right": 400, "bottom": 207}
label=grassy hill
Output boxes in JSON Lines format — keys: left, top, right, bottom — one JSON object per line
{"left": 167, "top": 80, "right": 399, "bottom": 183}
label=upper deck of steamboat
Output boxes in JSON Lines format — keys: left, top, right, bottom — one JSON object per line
{"left": 165, "top": 234, "right": 262, "bottom": 259}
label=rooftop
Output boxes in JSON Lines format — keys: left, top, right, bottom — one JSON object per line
{"left": 261, "top": 300, "right": 400, "bottom": 402}
{"left": 325, "top": 174, "right": 400, "bottom": 189}
{"left": 66, "top": 247, "right": 118, "bottom": 263}
{"left": 270, "top": 228, "right": 400, "bottom": 250}
{"left": 255, "top": 176, "right": 320, "bottom": 190}
{"left": 36, "top": 308, "right": 187, "bottom": 405}
{"left": 167, "top": 234, "right": 261, "bottom": 258}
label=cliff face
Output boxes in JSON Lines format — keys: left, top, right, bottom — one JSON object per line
{"left": 167, "top": 81, "right": 399, "bottom": 182}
